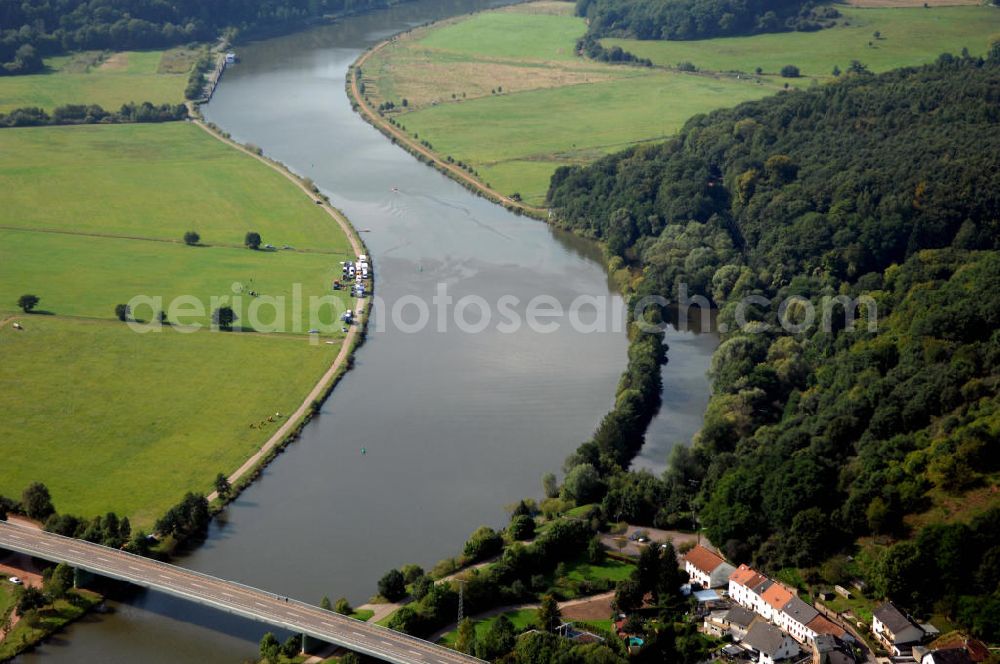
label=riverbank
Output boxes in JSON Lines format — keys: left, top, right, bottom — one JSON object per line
{"left": 186, "top": 108, "right": 373, "bottom": 510}
{"left": 0, "top": 569, "right": 103, "bottom": 663}
{"left": 346, "top": 37, "right": 548, "bottom": 219}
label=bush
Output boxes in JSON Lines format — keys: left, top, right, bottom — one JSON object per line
{"left": 22, "top": 482, "right": 54, "bottom": 520}
{"left": 183, "top": 231, "right": 200, "bottom": 245}
{"left": 509, "top": 515, "right": 536, "bottom": 541}
{"left": 464, "top": 526, "right": 504, "bottom": 562}
{"left": 378, "top": 568, "right": 407, "bottom": 601}
{"left": 781, "top": 64, "right": 801, "bottom": 78}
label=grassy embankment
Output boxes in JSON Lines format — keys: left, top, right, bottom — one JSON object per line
{"left": 0, "top": 48, "right": 201, "bottom": 112}
{"left": 0, "top": 93, "right": 356, "bottom": 527}
{"left": 0, "top": 580, "right": 102, "bottom": 660}
{"left": 359, "top": 1, "right": 1000, "bottom": 206}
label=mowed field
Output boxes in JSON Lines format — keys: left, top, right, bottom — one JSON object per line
{"left": 363, "top": 1, "right": 779, "bottom": 204}
{"left": 363, "top": 1, "right": 1000, "bottom": 205}
{"left": 0, "top": 316, "right": 338, "bottom": 526}
{"left": 0, "top": 122, "right": 356, "bottom": 525}
{"left": 603, "top": 5, "right": 1000, "bottom": 79}
{"left": 0, "top": 123, "right": 353, "bottom": 330}
{"left": 0, "top": 48, "right": 199, "bottom": 112}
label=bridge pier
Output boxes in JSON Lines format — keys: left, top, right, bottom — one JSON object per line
{"left": 301, "top": 633, "right": 331, "bottom": 656}
{"left": 73, "top": 567, "right": 95, "bottom": 589}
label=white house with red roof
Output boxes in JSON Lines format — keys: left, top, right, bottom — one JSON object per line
{"left": 684, "top": 544, "right": 737, "bottom": 589}
{"left": 728, "top": 564, "right": 848, "bottom": 646}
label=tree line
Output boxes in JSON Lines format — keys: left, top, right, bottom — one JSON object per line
{"left": 0, "top": 102, "right": 188, "bottom": 128}
{"left": 575, "top": 0, "right": 841, "bottom": 43}
{"left": 0, "top": 0, "right": 413, "bottom": 76}
{"left": 545, "top": 52, "right": 1000, "bottom": 640}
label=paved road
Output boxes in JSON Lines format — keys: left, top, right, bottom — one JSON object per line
{"left": 0, "top": 522, "right": 483, "bottom": 664}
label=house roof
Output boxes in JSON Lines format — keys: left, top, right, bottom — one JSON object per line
{"left": 695, "top": 589, "right": 722, "bottom": 603}
{"left": 725, "top": 606, "right": 757, "bottom": 628}
{"left": 807, "top": 614, "right": 846, "bottom": 638}
{"left": 782, "top": 596, "right": 819, "bottom": 626}
{"left": 752, "top": 578, "right": 775, "bottom": 595}
{"left": 761, "top": 583, "right": 795, "bottom": 611}
{"left": 730, "top": 564, "right": 766, "bottom": 588}
{"left": 929, "top": 635, "right": 990, "bottom": 662}
{"left": 744, "top": 622, "right": 796, "bottom": 658}
{"left": 685, "top": 545, "right": 728, "bottom": 574}
{"left": 874, "top": 602, "right": 920, "bottom": 636}
{"left": 814, "top": 635, "right": 839, "bottom": 653}
{"left": 926, "top": 649, "right": 974, "bottom": 664}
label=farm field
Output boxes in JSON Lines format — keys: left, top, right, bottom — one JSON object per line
{"left": 0, "top": 48, "right": 199, "bottom": 113}
{"left": 0, "top": 315, "right": 340, "bottom": 528}
{"left": 602, "top": 5, "right": 1000, "bottom": 79}
{"left": 0, "top": 123, "right": 351, "bottom": 252}
{"left": 398, "top": 73, "right": 771, "bottom": 203}
{"left": 0, "top": 121, "right": 358, "bottom": 525}
{"left": 363, "top": 1, "right": 777, "bottom": 204}
{"left": 362, "top": 1, "right": 1000, "bottom": 205}
{"left": 0, "top": 229, "right": 350, "bottom": 331}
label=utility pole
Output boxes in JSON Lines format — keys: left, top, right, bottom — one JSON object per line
{"left": 457, "top": 580, "right": 464, "bottom": 624}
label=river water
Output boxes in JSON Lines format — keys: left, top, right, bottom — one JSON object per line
{"left": 18, "top": 1, "right": 714, "bottom": 660}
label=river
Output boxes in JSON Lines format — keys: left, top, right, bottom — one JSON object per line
{"left": 17, "top": 0, "right": 714, "bottom": 660}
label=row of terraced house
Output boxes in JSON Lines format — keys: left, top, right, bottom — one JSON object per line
{"left": 684, "top": 545, "right": 849, "bottom": 648}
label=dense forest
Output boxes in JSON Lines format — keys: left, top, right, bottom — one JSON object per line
{"left": 547, "top": 53, "right": 1000, "bottom": 639}
{"left": 574, "top": 0, "right": 841, "bottom": 42}
{"left": 0, "top": 0, "right": 406, "bottom": 75}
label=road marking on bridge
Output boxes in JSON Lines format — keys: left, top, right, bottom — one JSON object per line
{"left": 0, "top": 523, "right": 488, "bottom": 664}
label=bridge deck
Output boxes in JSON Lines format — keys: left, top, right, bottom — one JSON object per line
{"left": 0, "top": 522, "right": 483, "bottom": 664}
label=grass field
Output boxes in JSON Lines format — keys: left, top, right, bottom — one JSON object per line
{"left": 603, "top": 6, "right": 1000, "bottom": 79}
{"left": 0, "top": 124, "right": 353, "bottom": 330}
{"left": 398, "top": 72, "right": 770, "bottom": 202}
{"left": 363, "top": 1, "right": 1000, "bottom": 205}
{"left": 0, "top": 122, "right": 357, "bottom": 526}
{"left": 0, "top": 48, "right": 199, "bottom": 113}
{"left": 0, "top": 316, "right": 340, "bottom": 526}
{"left": 0, "top": 124, "right": 350, "bottom": 252}
{"left": 438, "top": 608, "right": 538, "bottom": 646}
{"left": 364, "top": 1, "right": 777, "bottom": 204}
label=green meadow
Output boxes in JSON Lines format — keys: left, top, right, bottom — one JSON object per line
{"left": 0, "top": 123, "right": 351, "bottom": 252}
{"left": 603, "top": 6, "right": 1000, "bottom": 78}
{"left": 399, "top": 72, "right": 771, "bottom": 203}
{"left": 0, "top": 48, "right": 199, "bottom": 112}
{"left": 0, "top": 316, "right": 338, "bottom": 528}
{"left": 0, "top": 229, "right": 351, "bottom": 331}
{"left": 417, "top": 9, "right": 585, "bottom": 61}
{"left": 0, "top": 122, "right": 356, "bottom": 525}
{"left": 365, "top": 1, "right": 1000, "bottom": 205}
{"left": 368, "top": 1, "right": 776, "bottom": 204}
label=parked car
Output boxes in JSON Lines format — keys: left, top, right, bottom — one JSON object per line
{"left": 8, "top": 576, "right": 23, "bottom": 585}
